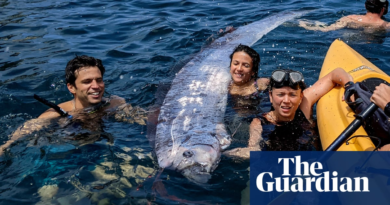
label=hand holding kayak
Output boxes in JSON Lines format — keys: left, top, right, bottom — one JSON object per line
{"left": 370, "top": 83, "right": 390, "bottom": 113}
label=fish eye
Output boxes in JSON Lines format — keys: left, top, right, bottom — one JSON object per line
{"left": 183, "top": 150, "right": 194, "bottom": 158}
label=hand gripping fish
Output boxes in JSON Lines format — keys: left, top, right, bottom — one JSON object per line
{"left": 153, "top": 11, "right": 309, "bottom": 183}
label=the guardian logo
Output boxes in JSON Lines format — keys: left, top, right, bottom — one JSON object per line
{"left": 256, "top": 156, "right": 369, "bottom": 192}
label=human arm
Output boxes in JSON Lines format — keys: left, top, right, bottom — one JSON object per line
{"left": 379, "top": 144, "right": 390, "bottom": 151}
{"left": 300, "top": 67, "right": 353, "bottom": 119}
{"left": 223, "top": 118, "right": 263, "bottom": 159}
{"left": 107, "top": 96, "right": 148, "bottom": 125}
{"left": 0, "top": 118, "right": 53, "bottom": 156}
{"left": 257, "top": 77, "right": 270, "bottom": 91}
{"left": 369, "top": 84, "right": 390, "bottom": 152}
{"left": 113, "top": 103, "right": 147, "bottom": 125}
{"left": 299, "top": 17, "right": 349, "bottom": 32}
{"left": 370, "top": 83, "right": 390, "bottom": 111}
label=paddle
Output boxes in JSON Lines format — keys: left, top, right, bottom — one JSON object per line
{"left": 325, "top": 102, "right": 378, "bottom": 151}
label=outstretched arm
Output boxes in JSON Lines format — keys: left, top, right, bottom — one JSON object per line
{"left": 300, "top": 67, "right": 353, "bottom": 119}
{"left": 223, "top": 118, "right": 263, "bottom": 160}
{"left": 113, "top": 103, "right": 148, "bottom": 125}
{"left": 299, "top": 17, "right": 349, "bottom": 32}
{"left": 0, "top": 118, "right": 53, "bottom": 156}
{"left": 107, "top": 96, "right": 147, "bottom": 125}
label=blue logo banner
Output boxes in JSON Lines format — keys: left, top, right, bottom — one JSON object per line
{"left": 250, "top": 151, "right": 390, "bottom": 205}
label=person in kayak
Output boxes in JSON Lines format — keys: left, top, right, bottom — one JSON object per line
{"left": 299, "top": 0, "right": 389, "bottom": 32}
{"left": 0, "top": 55, "right": 147, "bottom": 156}
{"left": 224, "top": 68, "right": 353, "bottom": 158}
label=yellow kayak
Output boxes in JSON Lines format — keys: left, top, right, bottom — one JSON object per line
{"left": 317, "top": 39, "right": 390, "bottom": 151}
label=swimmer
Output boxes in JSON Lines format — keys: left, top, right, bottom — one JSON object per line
{"left": 0, "top": 55, "right": 147, "bottom": 156}
{"left": 299, "top": 0, "right": 390, "bottom": 32}
{"left": 38, "top": 55, "right": 124, "bottom": 118}
{"left": 226, "top": 44, "right": 269, "bottom": 147}
{"left": 228, "top": 44, "right": 269, "bottom": 112}
{"left": 224, "top": 68, "right": 353, "bottom": 158}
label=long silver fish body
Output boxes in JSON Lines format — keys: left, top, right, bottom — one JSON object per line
{"left": 155, "top": 11, "right": 309, "bottom": 183}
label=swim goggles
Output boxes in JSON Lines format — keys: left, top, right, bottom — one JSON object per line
{"left": 271, "top": 70, "right": 304, "bottom": 85}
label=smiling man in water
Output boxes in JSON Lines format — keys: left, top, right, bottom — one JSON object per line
{"left": 0, "top": 55, "right": 146, "bottom": 156}
{"left": 39, "top": 55, "right": 125, "bottom": 118}
{"left": 299, "top": 0, "right": 389, "bottom": 32}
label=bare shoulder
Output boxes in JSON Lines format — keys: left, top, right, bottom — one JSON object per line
{"left": 341, "top": 15, "right": 360, "bottom": 22}
{"left": 256, "top": 77, "right": 269, "bottom": 83}
{"left": 256, "top": 78, "right": 270, "bottom": 88}
{"left": 38, "top": 100, "right": 73, "bottom": 119}
{"left": 107, "top": 95, "right": 126, "bottom": 108}
{"left": 38, "top": 109, "right": 60, "bottom": 119}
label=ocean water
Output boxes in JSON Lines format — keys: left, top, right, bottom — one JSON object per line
{"left": 1, "top": 0, "right": 390, "bottom": 204}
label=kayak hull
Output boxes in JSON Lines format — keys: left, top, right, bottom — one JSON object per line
{"left": 318, "top": 39, "right": 390, "bottom": 151}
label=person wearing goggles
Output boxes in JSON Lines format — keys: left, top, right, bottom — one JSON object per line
{"left": 299, "top": 0, "right": 390, "bottom": 32}
{"left": 224, "top": 67, "right": 353, "bottom": 158}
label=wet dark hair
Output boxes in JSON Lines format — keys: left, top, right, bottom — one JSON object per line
{"left": 269, "top": 69, "right": 306, "bottom": 111}
{"left": 269, "top": 69, "right": 307, "bottom": 91}
{"left": 65, "top": 55, "right": 105, "bottom": 86}
{"left": 229, "top": 44, "right": 260, "bottom": 79}
{"left": 365, "top": 0, "right": 388, "bottom": 14}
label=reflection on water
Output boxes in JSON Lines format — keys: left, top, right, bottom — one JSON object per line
{"left": 341, "top": 28, "right": 388, "bottom": 44}
{"left": 0, "top": 115, "right": 154, "bottom": 204}
{"left": 0, "top": 114, "right": 247, "bottom": 204}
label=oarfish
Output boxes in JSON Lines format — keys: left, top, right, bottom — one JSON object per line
{"left": 154, "top": 11, "right": 309, "bottom": 183}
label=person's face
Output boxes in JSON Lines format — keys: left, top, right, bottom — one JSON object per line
{"left": 67, "top": 66, "right": 105, "bottom": 108}
{"left": 269, "top": 86, "right": 303, "bottom": 121}
{"left": 230, "top": 51, "right": 254, "bottom": 85}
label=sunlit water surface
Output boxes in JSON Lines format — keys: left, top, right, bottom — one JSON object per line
{"left": 1, "top": 0, "right": 390, "bottom": 204}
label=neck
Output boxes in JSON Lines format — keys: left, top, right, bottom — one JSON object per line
{"left": 73, "top": 98, "right": 95, "bottom": 110}
{"left": 270, "top": 111, "right": 294, "bottom": 123}
{"left": 365, "top": 12, "right": 383, "bottom": 21}
{"left": 231, "top": 78, "right": 255, "bottom": 89}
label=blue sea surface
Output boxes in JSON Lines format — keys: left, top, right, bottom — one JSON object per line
{"left": 1, "top": 0, "right": 390, "bottom": 204}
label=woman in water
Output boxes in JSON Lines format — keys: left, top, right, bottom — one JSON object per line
{"left": 225, "top": 45, "right": 269, "bottom": 147}
{"left": 228, "top": 44, "right": 269, "bottom": 112}
{"left": 224, "top": 67, "right": 353, "bottom": 158}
